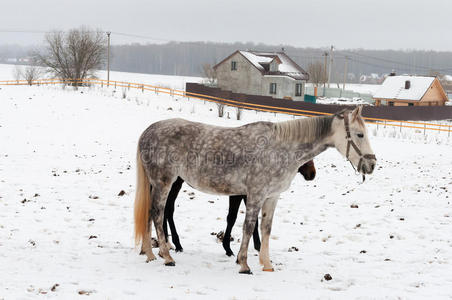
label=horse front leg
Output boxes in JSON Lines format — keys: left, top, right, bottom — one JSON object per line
{"left": 259, "top": 197, "right": 278, "bottom": 272}
{"left": 150, "top": 184, "right": 175, "bottom": 266}
{"left": 237, "top": 195, "right": 262, "bottom": 274}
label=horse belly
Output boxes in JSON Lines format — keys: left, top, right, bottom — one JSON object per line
{"left": 182, "top": 172, "right": 247, "bottom": 196}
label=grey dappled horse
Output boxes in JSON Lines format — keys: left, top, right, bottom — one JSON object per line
{"left": 134, "top": 106, "right": 376, "bottom": 274}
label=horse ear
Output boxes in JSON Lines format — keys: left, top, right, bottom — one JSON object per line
{"left": 351, "top": 105, "right": 363, "bottom": 121}
{"left": 335, "top": 109, "right": 346, "bottom": 119}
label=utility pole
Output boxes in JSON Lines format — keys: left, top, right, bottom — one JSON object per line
{"left": 322, "top": 51, "right": 328, "bottom": 96}
{"left": 107, "top": 32, "right": 111, "bottom": 86}
{"left": 327, "top": 45, "right": 334, "bottom": 88}
{"left": 343, "top": 56, "right": 349, "bottom": 90}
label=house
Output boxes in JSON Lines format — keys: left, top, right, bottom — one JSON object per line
{"left": 213, "top": 50, "right": 309, "bottom": 101}
{"left": 373, "top": 75, "right": 448, "bottom": 106}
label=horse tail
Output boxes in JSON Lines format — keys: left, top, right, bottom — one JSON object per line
{"left": 134, "top": 146, "right": 151, "bottom": 246}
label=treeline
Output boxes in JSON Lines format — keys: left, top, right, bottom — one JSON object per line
{"left": 109, "top": 43, "right": 452, "bottom": 82}
{"left": 3, "top": 42, "right": 452, "bottom": 82}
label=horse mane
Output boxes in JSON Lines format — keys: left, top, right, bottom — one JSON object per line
{"left": 273, "top": 115, "right": 335, "bottom": 143}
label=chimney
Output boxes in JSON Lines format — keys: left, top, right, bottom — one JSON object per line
{"left": 405, "top": 80, "right": 411, "bottom": 89}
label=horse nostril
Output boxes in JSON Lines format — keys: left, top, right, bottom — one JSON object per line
{"left": 370, "top": 162, "right": 375, "bottom": 172}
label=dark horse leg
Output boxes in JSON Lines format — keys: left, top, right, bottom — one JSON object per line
{"left": 223, "top": 195, "right": 260, "bottom": 256}
{"left": 163, "top": 177, "right": 184, "bottom": 252}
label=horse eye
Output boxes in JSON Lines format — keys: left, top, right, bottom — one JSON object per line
{"left": 357, "top": 133, "right": 364, "bottom": 138}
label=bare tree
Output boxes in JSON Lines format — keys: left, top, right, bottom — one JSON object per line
{"left": 36, "top": 27, "right": 106, "bottom": 85}
{"left": 24, "top": 65, "right": 42, "bottom": 85}
{"left": 12, "top": 65, "right": 23, "bottom": 82}
{"left": 307, "top": 61, "right": 327, "bottom": 87}
{"left": 202, "top": 63, "right": 217, "bottom": 86}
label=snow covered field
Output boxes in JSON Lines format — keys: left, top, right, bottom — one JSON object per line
{"left": 1, "top": 78, "right": 452, "bottom": 299}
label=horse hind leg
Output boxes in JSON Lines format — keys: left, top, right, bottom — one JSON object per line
{"left": 259, "top": 197, "right": 278, "bottom": 272}
{"left": 244, "top": 196, "right": 261, "bottom": 252}
{"left": 151, "top": 183, "right": 175, "bottom": 266}
{"left": 140, "top": 186, "right": 156, "bottom": 262}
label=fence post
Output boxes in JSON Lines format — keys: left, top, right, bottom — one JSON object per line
{"left": 424, "top": 124, "right": 426, "bottom": 136}
{"left": 115, "top": 81, "right": 117, "bottom": 89}
{"left": 384, "top": 120, "right": 386, "bottom": 128}
{"left": 128, "top": 83, "right": 130, "bottom": 90}
{"left": 400, "top": 122, "right": 402, "bottom": 133}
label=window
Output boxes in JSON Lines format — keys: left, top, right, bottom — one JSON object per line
{"left": 231, "top": 61, "right": 237, "bottom": 71}
{"left": 295, "top": 83, "right": 303, "bottom": 96}
{"left": 269, "top": 83, "right": 277, "bottom": 94}
{"left": 389, "top": 101, "right": 394, "bottom": 106}
{"left": 408, "top": 103, "right": 414, "bottom": 106}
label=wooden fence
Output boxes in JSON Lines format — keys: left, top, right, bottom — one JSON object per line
{"left": 1, "top": 78, "right": 451, "bottom": 135}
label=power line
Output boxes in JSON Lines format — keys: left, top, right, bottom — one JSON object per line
{"left": 339, "top": 50, "right": 452, "bottom": 72}
{"left": 110, "top": 31, "right": 171, "bottom": 43}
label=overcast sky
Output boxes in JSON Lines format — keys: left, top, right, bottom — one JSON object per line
{"left": 1, "top": 0, "right": 451, "bottom": 51}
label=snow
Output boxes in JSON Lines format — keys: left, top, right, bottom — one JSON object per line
{"left": 239, "top": 51, "right": 306, "bottom": 79}
{"left": 275, "top": 55, "right": 300, "bottom": 74}
{"left": 339, "top": 84, "right": 381, "bottom": 96}
{"left": 239, "top": 51, "right": 273, "bottom": 72}
{"left": 1, "top": 69, "right": 452, "bottom": 299}
{"left": 0, "top": 64, "right": 203, "bottom": 91}
{"left": 316, "top": 97, "right": 370, "bottom": 106}
{"left": 374, "top": 75, "right": 435, "bottom": 101}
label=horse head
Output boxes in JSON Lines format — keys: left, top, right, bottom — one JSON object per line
{"left": 330, "top": 106, "right": 376, "bottom": 175}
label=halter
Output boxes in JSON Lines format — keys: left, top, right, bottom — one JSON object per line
{"left": 343, "top": 113, "right": 376, "bottom": 174}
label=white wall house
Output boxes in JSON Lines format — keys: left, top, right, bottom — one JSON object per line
{"left": 213, "top": 50, "right": 309, "bottom": 101}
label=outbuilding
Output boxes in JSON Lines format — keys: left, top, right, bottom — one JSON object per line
{"left": 373, "top": 75, "right": 448, "bottom": 106}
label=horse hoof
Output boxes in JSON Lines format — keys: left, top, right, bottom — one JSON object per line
{"left": 262, "top": 268, "right": 274, "bottom": 272}
{"left": 239, "top": 269, "right": 253, "bottom": 275}
{"left": 175, "top": 248, "right": 183, "bottom": 253}
{"left": 145, "top": 256, "right": 156, "bottom": 263}
{"left": 226, "top": 251, "right": 234, "bottom": 257}
{"left": 165, "top": 261, "right": 176, "bottom": 266}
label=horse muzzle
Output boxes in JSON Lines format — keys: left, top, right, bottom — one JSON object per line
{"left": 360, "top": 156, "right": 376, "bottom": 174}
{"left": 302, "top": 170, "right": 316, "bottom": 181}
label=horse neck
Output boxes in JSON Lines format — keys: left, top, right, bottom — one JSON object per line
{"left": 273, "top": 116, "right": 333, "bottom": 148}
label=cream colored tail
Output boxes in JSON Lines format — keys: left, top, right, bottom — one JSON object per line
{"left": 134, "top": 147, "right": 151, "bottom": 245}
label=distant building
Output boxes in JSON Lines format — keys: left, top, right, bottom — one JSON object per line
{"left": 373, "top": 75, "right": 448, "bottom": 106}
{"left": 213, "top": 50, "right": 309, "bottom": 101}
{"left": 359, "top": 73, "right": 384, "bottom": 84}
